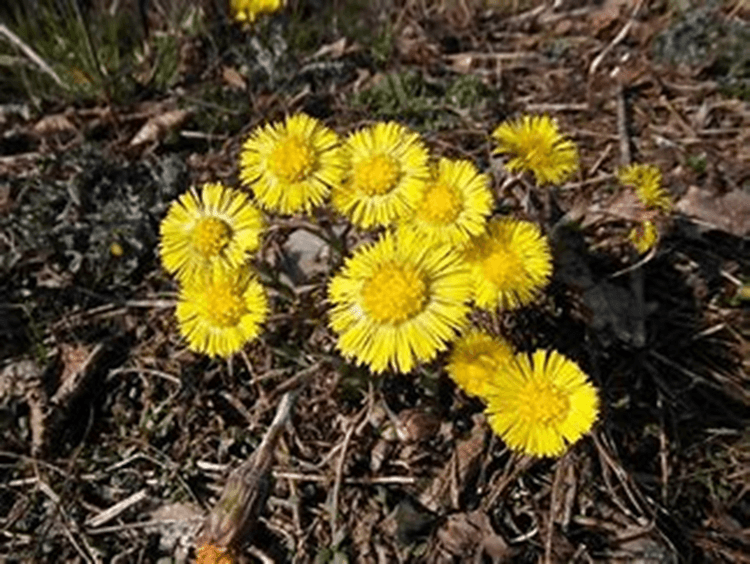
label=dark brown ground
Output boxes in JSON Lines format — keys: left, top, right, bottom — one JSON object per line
{"left": 1, "top": 0, "right": 749, "bottom": 562}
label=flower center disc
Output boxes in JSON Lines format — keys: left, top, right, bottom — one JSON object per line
{"left": 482, "top": 244, "right": 524, "bottom": 290}
{"left": 517, "top": 379, "right": 570, "bottom": 426}
{"left": 417, "top": 181, "right": 462, "bottom": 224}
{"left": 193, "top": 217, "right": 232, "bottom": 258}
{"left": 520, "top": 133, "right": 552, "bottom": 168}
{"left": 356, "top": 154, "right": 401, "bottom": 196}
{"left": 269, "top": 135, "right": 317, "bottom": 182}
{"left": 205, "top": 280, "right": 246, "bottom": 327}
{"left": 361, "top": 262, "right": 428, "bottom": 323}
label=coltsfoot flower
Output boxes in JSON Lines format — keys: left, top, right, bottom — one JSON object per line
{"left": 629, "top": 220, "right": 659, "bottom": 254}
{"left": 465, "top": 217, "right": 553, "bottom": 311}
{"left": 398, "top": 157, "right": 493, "bottom": 247}
{"left": 492, "top": 114, "right": 578, "bottom": 185}
{"left": 328, "top": 230, "right": 472, "bottom": 374}
{"left": 446, "top": 330, "right": 514, "bottom": 397}
{"left": 159, "top": 183, "right": 264, "bottom": 284}
{"left": 231, "top": 0, "right": 284, "bottom": 24}
{"left": 176, "top": 266, "right": 268, "bottom": 358}
{"left": 484, "top": 350, "right": 599, "bottom": 457}
{"left": 239, "top": 113, "right": 345, "bottom": 214}
{"left": 332, "top": 122, "right": 430, "bottom": 229}
{"left": 617, "top": 163, "right": 671, "bottom": 212}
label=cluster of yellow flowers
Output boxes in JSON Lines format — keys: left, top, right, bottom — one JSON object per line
{"left": 447, "top": 331, "right": 599, "bottom": 457}
{"left": 159, "top": 183, "right": 268, "bottom": 358}
{"left": 159, "top": 112, "right": 600, "bottom": 459}
{"left": 617, "top": 163, "right": 672, "bottom": 254}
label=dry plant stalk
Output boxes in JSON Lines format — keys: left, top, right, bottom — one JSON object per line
{"left": 196, "top": 392, "right": 295, "bottom": 551}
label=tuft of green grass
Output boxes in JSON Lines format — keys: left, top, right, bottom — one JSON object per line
{"left": 0, "top": 0, "right": 204, "bottom": 105}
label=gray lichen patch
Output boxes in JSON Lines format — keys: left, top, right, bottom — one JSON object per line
{"left": 652, "top": 6, "right": 750, "bottom": 99}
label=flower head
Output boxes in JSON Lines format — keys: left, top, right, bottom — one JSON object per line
{"left": 617, "top": 163, "right": 670, "bottom": 212}
{"left": 492, "top": 114, "right": 578, "bottom": 185}
{"left": 239, "top": 113, "right": 345, "bottom": 214}
{"left": 465, "top": 217, "right": 552, "bottom": 311}
{"left": 231, "top": 0, "right": 284, "bottom": 24}
{"left": 328, "top": 230, "right": 471, "bottom": 373}
{"left": 160, "top": 183, "right": 264, "bottom": 283}
{"left": 398, "top": 157, "right": 493, "bottom": 247}
{"left": 176, "top": 266, "right": 268, "bottom": 358}
{"left": 196, "top": 543, "right": 234, "bottom": 564}
{"left": 332, "top": 122, "right": 430, "bottom": 228}
{"left": 447, "top": 330, "right": 514, "bottom": 397}
{"left": 629, "top": 220, "right": 659, "bottom": 254}
{"left": 484, "top": 350, "right": 599, "bottom": 457}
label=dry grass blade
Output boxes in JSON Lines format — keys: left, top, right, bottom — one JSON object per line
{"left": 0, "top": 23, "right": 65, "bottom": 88}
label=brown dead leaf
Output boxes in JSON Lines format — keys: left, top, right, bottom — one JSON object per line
{"left": 0, "top": 184, "right": 11, "bottom": 215}
{"left": 130, "top": 109, "right": 190, "bottom": 146}
{"left": 419, "top": 415, "right": 488, "bottom": 513}
{"left": 588, "top": 0, "right": 635, "bottom": 31}
{"left": 33, "top": 113, "right": 77, "bottom": 136}
{"left": 581, "top": 189, "right": 656, "bottom": 228}
{"left": 57, "top": 344, "right": 90, "bottom": 390}
{"left": 222, "top": 66, "right": 246, "bottom": 90}
{"left": 446, "top": 52, "right": 474, "bottom": 74}
{"left": 396, "top": 22, "right": 439, "bottom": 65}
{"left": 308, "top": 37, "right": 350, "bottom": 60}
{"left": 676, "top": 186, "right": 750, "bottom": 237}
{"left": 51, "top": 343, "right": 104, "bottom": 406}
{"left": 436, "top": 510, "right": 511, "bottom": 563}
{"left": 554, "top": 226, "right": 647, "bottom": 346}
{"left": 394, "top": 407, "right": 440, "bottom": 444}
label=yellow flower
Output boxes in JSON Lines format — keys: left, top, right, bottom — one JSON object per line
{"left": 398, "top": 157, "right": 493, "bottom": 247}
{"left": 196, "top": 543, "right": 234, "bottom": 564}
{"left": 159, "top": 183, "right": 264, "bottom": 284}
{"left": 465, "top": 217, "right": 552, "bottom": 311}
{"left": 484, "top": 350, "right": 599, "bottom": 457}
{"left": 328, "top": 230, "right": 472, "bottom": 374}
{"left": 628, "top": 220, "right": 659, "bottom": 254}
{"left": 446, "top": 330, "right": 514, "bottom": 397}
{"left": 492, "top": 114, "right": 578, "bottom": 185}
{"left": 332, "top": 122, "right": 430, "bottom": 229}
{"left": 176, "top": 266, "right": 268, "bottom": 358}
{"left": 230, "top": 0, "right": 284, "bottom": 23}
{"left": 617, "top": 163, "right": 671, "bottom": 212}
{"left": 239, "top": 113, "right": 345, "bottom": 214}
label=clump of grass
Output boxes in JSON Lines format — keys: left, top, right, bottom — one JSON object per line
{"left": 0, "top": 0, "right": 203, "bottom": 105}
